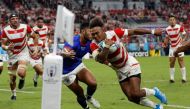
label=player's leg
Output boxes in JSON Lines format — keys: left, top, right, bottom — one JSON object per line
{"left": 169, "top": 57, "right": 176, "bottom": 83}
{"left": 0, "top": 61, "right": 3, "bottom": 75}
{"left": 77, "top": 68, "right": 100, "bottom": 108}
{"left": 118, "top": 56, "right": 167, "bottom": 108}
{"left": 8, "top": 64, "right": 17, "bottom": 100}
{"left": 0, "top": 53, "right": 4, "bottom": 74}
{"left": 31, "top": 59, "right": 43, "bottom": 87}
{"left": 33, "top": 64, "right": 43, "bottom": 87}
{"left": 63, "top": 75, "right": 90, "bottom": 109}
{"left": 177, "top": 54, "right": 187, "bottom": 83}
{"left": 119, "top": 75, "right": 166, "bottom": 109}
{"left": 17, "top": 60, "right": 28, "bottom": 89}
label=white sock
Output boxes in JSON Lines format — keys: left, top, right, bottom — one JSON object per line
{"left": 140, "top": 97, "right": 156, "bottom": 108}
{"left": 180, "top": 67, "right": 186, "bottom": 80}
{"left": 142, "top": 88, "right": 156, "bottom": 96}
{"left": 170, "top": 68, "right": 175, "bottom": 80}
{"left": 33, "top": 72, "right": 39, "bottom": 82}
{"left": 12, "top": 89, "right": 16, "bottom": 96}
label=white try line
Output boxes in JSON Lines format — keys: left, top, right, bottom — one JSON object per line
{"left": 164, "top": 104, "right": 190, "bottom": 109}
{"left": 0, "top": 89, "right": 35, "bottom": 94}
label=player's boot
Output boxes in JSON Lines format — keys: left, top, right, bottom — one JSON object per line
{"left": 154, "top": 87, "right": 167, "bottom": 104}
{"left": 11, "top": 95, "right": 16, "bottom": 100}
{"left": 84, "top": 106, "right": 91, "bottom": 109}
{"left": 169, "top": 79, "right": 175, "bottom": 83}
{"left": 182, "top": 79, "right": 186, "bottom": 83}
{"left": 87, "top": 97, "right": 100, "bottom": 109}
{"left": 18, "top": 79, "right": 25, "bottom": 89}
{"left": 154, "top": 104, "right": 163, "bottom": 109}
{"left": 33, "top": 79, "right": 38, "bottom": 87}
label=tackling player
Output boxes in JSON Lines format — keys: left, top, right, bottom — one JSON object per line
{"left": 89, "top": 17, "right": 167, "bottom": 109}
{"left": 162, "top": 14, "right": 188, "bottom": 83}
{"left": 1, "top": 14, "right": 38, "bottom": 100}
{"left": 59, "top": 23, "right": 100, "bottom": 109}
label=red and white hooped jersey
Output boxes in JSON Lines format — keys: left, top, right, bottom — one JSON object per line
{"left": 165, "top": 24, "right": 186, "bottom": 48}
{"left": 33, "top": 25, "right": 49, "bottom": 42}
{"left": 27, "top": 38, "right": 47, "bottom": 60}
{"left": 90, "top": 28, "right": 129, "bottom": 69}
{"left": 1, "top": 24, "right": 33, "bottom": 55}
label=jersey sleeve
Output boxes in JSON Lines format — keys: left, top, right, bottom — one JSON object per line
{"left": 27, "top": 25, "right": 32, "bottom": 33}
{"left": 90, "top": 42, "right": 100, "bottom": 59}
{"left": 180, "top": 26, "right": 186, "bottom": 35}
{"left": 1, "top": 30, "right": 7, "bottom": 40}
{"left": 114, "top": 28, "right": 128, "bottom": 39}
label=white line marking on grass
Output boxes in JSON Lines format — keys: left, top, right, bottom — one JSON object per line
{"left": 0, "top": 89, "right": 35, "bottom": 94}
{"left": 144, "top": 80, "right": 168, "bottom": 83}
{"left": 164, "top": 104, "right": 190, "bottom": 109}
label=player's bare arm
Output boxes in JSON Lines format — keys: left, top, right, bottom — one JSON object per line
{"left": 60, "top": 50, "right": 76, "bottom": 59}
{"left": 182, "top": 33, "right": 189, "bottom": 43}
{"left": 128, "top": 28, "right": 162, "bottom": 36}
{"left": 95, "top": 39, "right": 114, "bottom": 63}
{"left": 162, "top": 36, "right": 169, "bottom": 48}
{"left": 1, "top": 39, "right": 14, "bottom": 51}
{"left": 174, "top": 39, "right": 190, "bottom": 56}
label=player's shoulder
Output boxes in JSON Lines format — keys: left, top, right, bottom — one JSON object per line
{"left": 20, "top": 23, "right": 28, "bottom": 28}
{"left": 3, "top": 25, "right": 11, "bottom": 31}
{"left": 105, "top": 30, "right": 116, "bottom": 39}
{"left": 166, "top": 25, "right": 171, "bottom": 30}
{"left": 32, "top": 25, "right": 38, "bottom": 29}
{"left": 73, "top": 34, "right": 80, "bottom": 40}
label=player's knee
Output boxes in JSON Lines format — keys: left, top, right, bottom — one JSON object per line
{"left": 17, "top": 64, "right": 27, "bottom": 77}
{"left": 36, "top": 68, "right": 43, "bottom": 76}
{"left": 9, "top": 75, "right": 16, "bottom": 84}
{"left": 88, "top": 80, "right": 97, "bottom": 88}
{"left": 127, "top": 92, "right": 141, "bottom": 104}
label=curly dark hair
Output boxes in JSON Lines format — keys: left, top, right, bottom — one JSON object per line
{"left": 89, "top": 17, "right": 104, "bottom": 29}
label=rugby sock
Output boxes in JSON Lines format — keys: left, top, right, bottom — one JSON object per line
{"left": 170, "top": 68, "right": 175, "bottom": 80}
{"left": 140, "top": 97, "right": 156, "bottom": 108}
{"left": 12, "top": 89, "right": 16, "bottom": 96}
{"left": 180, "top": 67, "right": 186, "bottom": 80}
{"left": 86, "top": 86, "right": 96, "bottom": 100}
{"left": 33, "top": 72, "right": 39, "bottom": 82}
{"left": 142, "top": 88, "right": 155, "bottom": 96}
{"left": 77, "top": 96, "right": 88, "bottom": 109}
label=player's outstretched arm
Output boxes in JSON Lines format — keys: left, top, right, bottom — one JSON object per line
{"left": 128, "top": 28, "right": 162, "bottom": 36}
{"left": 162, "top": 36, "right": 169, "bottom": 48}
{"left": 174, "top": 39, "right": 190, "bottom": 56}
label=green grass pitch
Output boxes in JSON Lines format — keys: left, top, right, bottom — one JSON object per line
{"left": 0, "top": 56, "right": 190, "bottom": 109}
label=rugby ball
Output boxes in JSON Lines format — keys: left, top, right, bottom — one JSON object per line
{"left": 98, "top": 41, "right": 119, "bottom": 53}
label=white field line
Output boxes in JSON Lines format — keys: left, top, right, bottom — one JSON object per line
{"left": 164, "top": 104, "right": 190, "bottom": 109}
{"left": 0, "top": 89, "right": 35, "bottom": 94}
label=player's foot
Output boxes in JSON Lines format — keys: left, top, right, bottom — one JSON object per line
{"left": 87, "top": 97, "right": 100, "bottom": 109}
{"left": 33, "top": 79, "right": 38, "bottom": 87}
{"left": 18, "top": 79, "right": 25, "bottom": 89}
{"left": 154, "top": 104, "right": 163, "bottom": 109}
{"left": 169, "top": 79, "right": 175, "bottom": 83}
{"left": 11, "top": 95, "right": 16, "bottom": 100}
{"left": 84, "top": 106, "right": 91, "bottom": 109}
{"left": 154, "top": 87, "right": 167, "bottom": 104}
{"left": 182, "top": 79, "right": 187, "bottom": 83}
